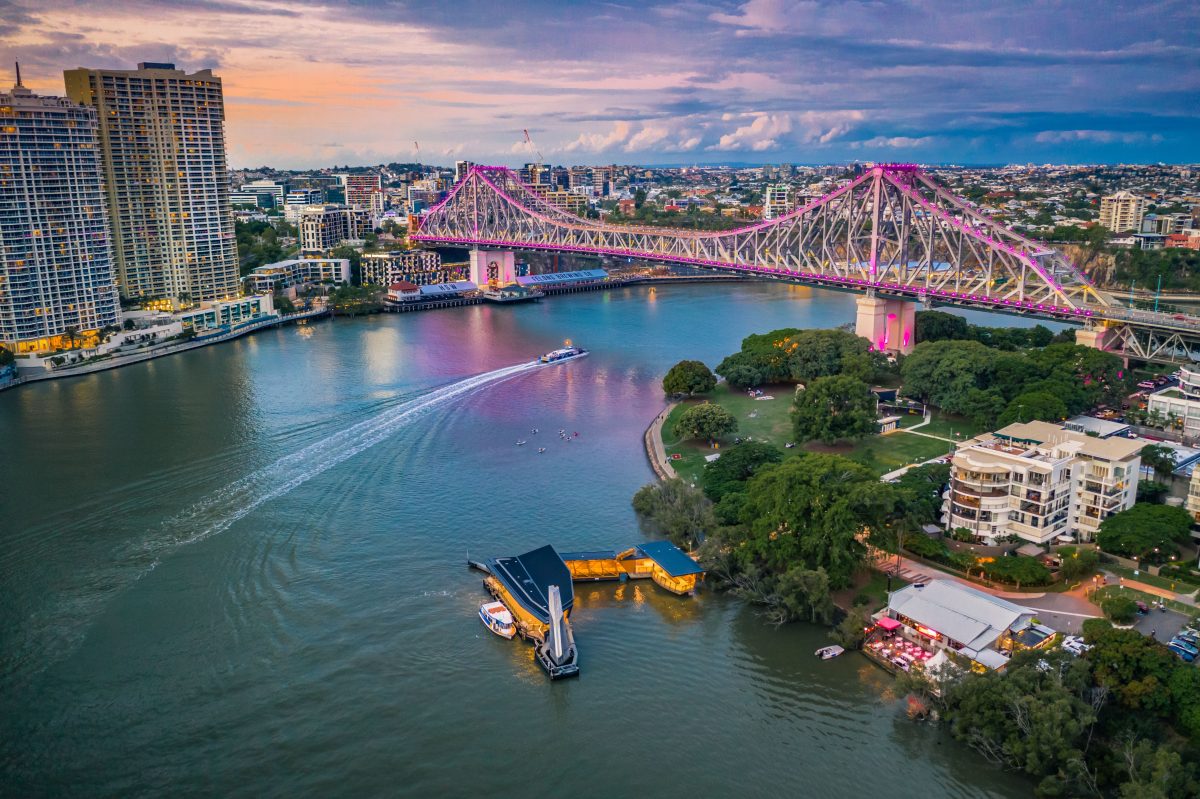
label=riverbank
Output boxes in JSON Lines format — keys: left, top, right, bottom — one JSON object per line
{"left": 2, "top": 308, "right": 329, "bottom": 391}
{"left": 644, "top": 403, "right": 679, "bottom": 480}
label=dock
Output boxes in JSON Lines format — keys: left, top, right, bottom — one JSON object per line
{"left": 472, "top": 541, "right": 705, "bottom": 681}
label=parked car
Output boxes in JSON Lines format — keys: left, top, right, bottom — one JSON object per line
{"left": 1136, "top": 601, "right": 1151, "bottom": 614}
{"left": 1168, "top": 643, "right": 1196, "bottom": 662}
{"left": 1061, "top": 635, "right": 1091, "bottom": 656}
{"left": 1175, "top": 631, "right": 1198, "bottom": 646}
{"left": 1170, "top": 638, "right": 1199, "bottom": 657}
{"left": 1137, "top": 381, "right": 1156, "bottom": 390}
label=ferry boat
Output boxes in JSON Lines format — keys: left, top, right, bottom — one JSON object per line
{"left": 479, "top": 601, "right": 516, "bottom": 639}
{"left": 538, "top": 341, "right": 588, "bottom": 365}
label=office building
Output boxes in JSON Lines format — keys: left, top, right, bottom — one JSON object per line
{"left": 63, "top": 62, "right": 238, "bottom": 304}
{"left": 284, "top": 189, "right": 323, "bottom": 222}
{"left": 298, "top": 205, "right": 369, "bottom": 252}
{"left": 231, "top": 179, "right": 285, "bottom": 208}
{"left": 1098, "top": 190, "right": 1146, "bottom": 233}
{"left": 944, "top": 420, "right": 1142, "bottom": 544}
{"left": 338, "top": 173, "right": 384, "bottom": 213}
{"left": 0, "top": 75, "right": 121, "bottom": 353}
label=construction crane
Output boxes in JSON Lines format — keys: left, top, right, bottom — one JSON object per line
{"left": 522, "top": 129, "right": 543, "bottom": 163}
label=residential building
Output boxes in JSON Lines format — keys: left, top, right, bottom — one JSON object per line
{"left": 592, "top": 165, "right": 614, "bottom": 197}
{"left": 880, "top": 580, "right": 1056, "bottom": 671}
{"left": 0, "top": 76, "right": 121, "bottom": 353}
{"left": 284, "top": 189, "right": 323, "bottom": 222}
{"left": 568, "top": 166, "right": 592, "bottom": 193}
{"left": 1148, "top": 366, "right": 1200, "bottom": 437}
{"left": 454, "top": 160, "right": 475, "bottom": 183}
{"left": 298, "top": 205, "right": 369, "bottom": 252}
{"left": 177, "top": 294, "right": 273, "bottom": 332}
{"left": 1098, "top": 190, "right": 1146, "bottom": 233}
{"left": 338, "top": 173, "right": 384, "bottom": 213}
{"left": 944, "top": 420, "right": 1142, "bottom": 544}
{"left": 763, "top": 184, "right": 794, "bottom": 220}
{"left": 1186, "top": 467, "right": 1200, "bottom": 527}
{"left": 64, "top": 62, "right": 239, "bottom": 303}
{"left": 361, "top": 250, "right": 460, "bottom": 286}
{"left": 529, "top": 185, "right": 589, "bottom": 215}
{"left": 243, "top": 258, "right": 350, "bottom": 294}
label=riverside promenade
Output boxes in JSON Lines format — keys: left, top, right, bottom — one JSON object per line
{"left": 2, "top": 308, "right": 329, "bottom": 392}
{"left": 644, "top": 403, "right": 678, "bottom": 480}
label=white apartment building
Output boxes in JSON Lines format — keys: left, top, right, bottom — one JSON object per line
{"left": 1148, "top": 366, "right": 1200, "bottom": 438}
{"left": 1099, "top": 190, "right": 1146, "bottom": 233}
{"left": 298, "top": 205, "right": 369, "bottom": 252}
{"left": 763, "top": 185, "right": 794, "bottom": 220}
{"left": 0, "top": 79, "right": 121, "bottom": 353}
{"left": 944, "top": 421, "right": 1142, "bottom": 544}
{"left": 284, "top": 189, "right": 323, "bottom": 222}
{"left": 360, "top": 250, "right": 446, "bottom": 286}
{"left": 64, "top": 62, "right": 239, "bottom": 303}
{"left": 244, "top": 258, "right": 350, "bottom": 294}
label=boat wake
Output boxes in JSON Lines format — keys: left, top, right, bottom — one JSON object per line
{"left": 2, "top": 361, "right": 538, "bottom": 683}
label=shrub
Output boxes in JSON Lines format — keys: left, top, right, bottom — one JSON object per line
{"left": 979, "top": 555, "right": 1052, "bottom": 587}
{"left": 904, "top": 533, "right": 948, "bottom": 560}
{"left": 1102, "top": 596, "right": 1139, "bottom": 624}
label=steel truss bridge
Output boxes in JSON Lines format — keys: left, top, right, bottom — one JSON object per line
{"left": 412, "top": 164, "right": 1200, "bottom": 363}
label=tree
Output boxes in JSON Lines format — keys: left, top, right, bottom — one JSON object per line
{"left": 1097, "top": 503, "right": 1192, "bottom": 560}
{"left": 1057, "top": 546, "right": 1100, "bottom": 580}
{"left": 0, "top": 346, "right": 13, "bottom": 367}
{"left": 730, "top": 454, "right": 899, "bottom": 588}
{"left": 662, "top": 359, "right": 716, "bottom": 396}
{"left": 997, "top": 390, "right": 1068, "bottom": 426}
{"left": 1102, "top": 596, "right": 1139, "bottom": 623}
{"left": 830, "top": 605, "right": 873, "bottom": 649}
{"left": 1136, "top": 480, "right": 1169, "bottom": 504}
{"left": 631, "top": 479, "right": 716, "bottom": 549}
{"left": 1141, "top": 444, "right": 1177, "bottom": 482}
{"left": 900, "top": 339, "right": 997, "bottom": 414}
{"left": 979, "top": 555, "right": 1052, "bottom": 589}
{"left": 791, "top": 374, "right": 878, "bottom": 444}
{"left": 673, "top": 403, "right": 737, "bottom": 444}
{"left": 700, "top": 441, "right": 782, "bottom": 501}
{"left": 915, "top": 310, "right": 970, "bottom": 343}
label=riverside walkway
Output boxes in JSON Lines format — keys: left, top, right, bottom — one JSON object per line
{"left": 644, "top": 403, "right": 678, "bottom": 480}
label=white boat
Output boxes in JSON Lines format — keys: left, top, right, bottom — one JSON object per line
{"left": 516, "top": 440, "right": 526, "bottom": 446}
{"left": 479, "top": 601, "right": 516, "bottom": 639}
{"left": 815, "top": 645, "right": 845, "bottom": 660}
{"left": 538, "top": 340, "right": 588, "bottom": 364}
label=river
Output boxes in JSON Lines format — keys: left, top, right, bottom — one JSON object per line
{"left": 0, "top": 282, "right": 1032, "bottom": 797}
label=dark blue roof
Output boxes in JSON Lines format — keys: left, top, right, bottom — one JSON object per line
{"left": 632, "top": 541, "right": 705, "bottom": 577}
{"left": 559, "top": 550, "right": 618, "bottom": 562}
{"left": 488, "top": 545, "right": 574, "bottom": 623}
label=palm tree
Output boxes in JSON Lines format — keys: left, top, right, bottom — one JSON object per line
{"left": 63, "top": 326, "right": 79, "bottom": 349}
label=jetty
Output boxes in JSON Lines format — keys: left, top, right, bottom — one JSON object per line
{"left": 470, "top": 540, "right": 705, "bottom": 681}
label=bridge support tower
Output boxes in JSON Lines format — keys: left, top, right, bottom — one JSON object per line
{"left": 855, "top": 295, "right": 915, "bottom": 356}
{"left": 469, "top": 249, "right": 516, "bottom": 287}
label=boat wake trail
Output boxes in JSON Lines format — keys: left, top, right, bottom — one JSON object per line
{"left": 3, "top": 361, "right": 537, "bottom": 683}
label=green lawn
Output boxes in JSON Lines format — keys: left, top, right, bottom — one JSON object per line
{"left": 1093, "top": 585, "right": 1200, "bottom": 619}
{"left": 1104, "top": 563, "right": 1200, "bottom": 596}
{"left": 660, "top": 383, "right": 956, "bottom": 483}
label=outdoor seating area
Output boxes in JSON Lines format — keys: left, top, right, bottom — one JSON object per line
{"left": 866, "top": 627, "right": 936, "bottom": 672}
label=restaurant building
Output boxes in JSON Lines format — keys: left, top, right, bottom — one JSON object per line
{"left": 872, "top": 580, "right": 1055, "bottom": 672}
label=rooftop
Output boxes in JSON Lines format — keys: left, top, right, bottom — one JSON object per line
{"left": 888, "top": 579, "right": 1034, "bottom": 653}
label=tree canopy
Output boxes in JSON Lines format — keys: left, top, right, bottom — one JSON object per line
{"left": 700, "top": 440, "right": 782, "bottom": 501}
{"left": 673, "top": 403, "right": 738, "bottom": 444}
{"left": 791, "top": 374, "right": 878, "bottom": 444}
{"left": 631, "top": 479, "right": 716, "bottom": 549}
{"left": 662, "top": 359, "right": 716, "bottom": 396}
{"left": 1096, "top": 503, "right": 1193, "bottom": 560}
{"left": 716, "top": 327, "right": 883, "bottom": 386}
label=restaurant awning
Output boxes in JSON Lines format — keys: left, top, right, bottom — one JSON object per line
{"left": 877, "top": 617, "right": 902, "bottom": 631}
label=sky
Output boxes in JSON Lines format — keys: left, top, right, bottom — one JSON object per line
{"left": 3, "top": 0, "right": 1199, "bottom": 169}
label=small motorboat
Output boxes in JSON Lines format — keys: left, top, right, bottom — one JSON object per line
{"left": 516, "top": 440, "right": 526, "bottom": 446}
{"left": 815, "top": 645, "right": 844, "bottom": 660}
{"left": 479, "top": 601, "right": 516, "bottom": 639}
{"left": 538, "top": 447, "right": 546, "bottom": 453}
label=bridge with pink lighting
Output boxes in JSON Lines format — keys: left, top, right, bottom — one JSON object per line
{"left": 412, "top": 164, "right": 1200, "bottom": 362}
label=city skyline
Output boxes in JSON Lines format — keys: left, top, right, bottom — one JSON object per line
{"left": 4, "top": 0, "right": 1198, "bottom": 169}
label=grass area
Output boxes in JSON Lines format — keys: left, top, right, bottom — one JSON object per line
{"left": 914, "top": 412, "right": 987, "bottom": 441}
{"left": 858, "top": 569, "right": 909, "bottom": 610}
{"left": 1093, "top": 585, "right": 1200, "bottom": 619}
{"left": 660, "top": 383, "right": 960, "bottom": 483}
{"left": 1105, "top": 563, "right": 1200, "bottom": 596}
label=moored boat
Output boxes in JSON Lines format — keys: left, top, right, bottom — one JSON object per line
{"left": 479, "top": 601, "right": 516, "bottom": 639}
{"left": 816, "top": 645, "right": 844, "bottom": 660}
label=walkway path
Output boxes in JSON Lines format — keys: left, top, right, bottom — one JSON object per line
{"left": 644, "top": 403, "right": 678, "bottom": 480}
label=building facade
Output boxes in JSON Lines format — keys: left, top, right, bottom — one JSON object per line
{"left": 763, "top": 185, "right": 794, "bottom": 220}
{"left": 454, "top": 160, "right": 475, "bottom": 184}
{"left": 1099, "top": 190, "right": 1147, "bottom": 233}
{"left": 63, "top": 62, "right": 239, "bottom": 304}
{"left": 1148, "top": 366, "right": 1200, "bottom": 438}
{"left": 944, "top": 421, "right": 1142, "bottom": 544}
{"left": 338, "top": 173, "right": 384, "bottom": 213}
{"left": 231, "top": 179, "right": 285, "bottom": 208}
{"left": 361, "top": 250, "right": 458, "bottom": 286}
{"left": 244, "top": 258, "right": 350, "bottom": 294}
{"left": 0, "top": 80, "right": 121, "bottom": 353}
{"left": 298, "top": 205, "right": 369, "bottom": 252}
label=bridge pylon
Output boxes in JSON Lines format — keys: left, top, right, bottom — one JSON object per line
{"left": 469, "top": 249, "right": 516, "bottom": 287}
{"left": 855, "top": 295, "right": 915, "bottom": 356}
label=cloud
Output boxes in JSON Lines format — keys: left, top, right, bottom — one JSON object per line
{"left": 850, "top": 135, "right": 936, "bottom": 149}
{"left": 1034, "top": 129, "right": 1164, "bottom": 145}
